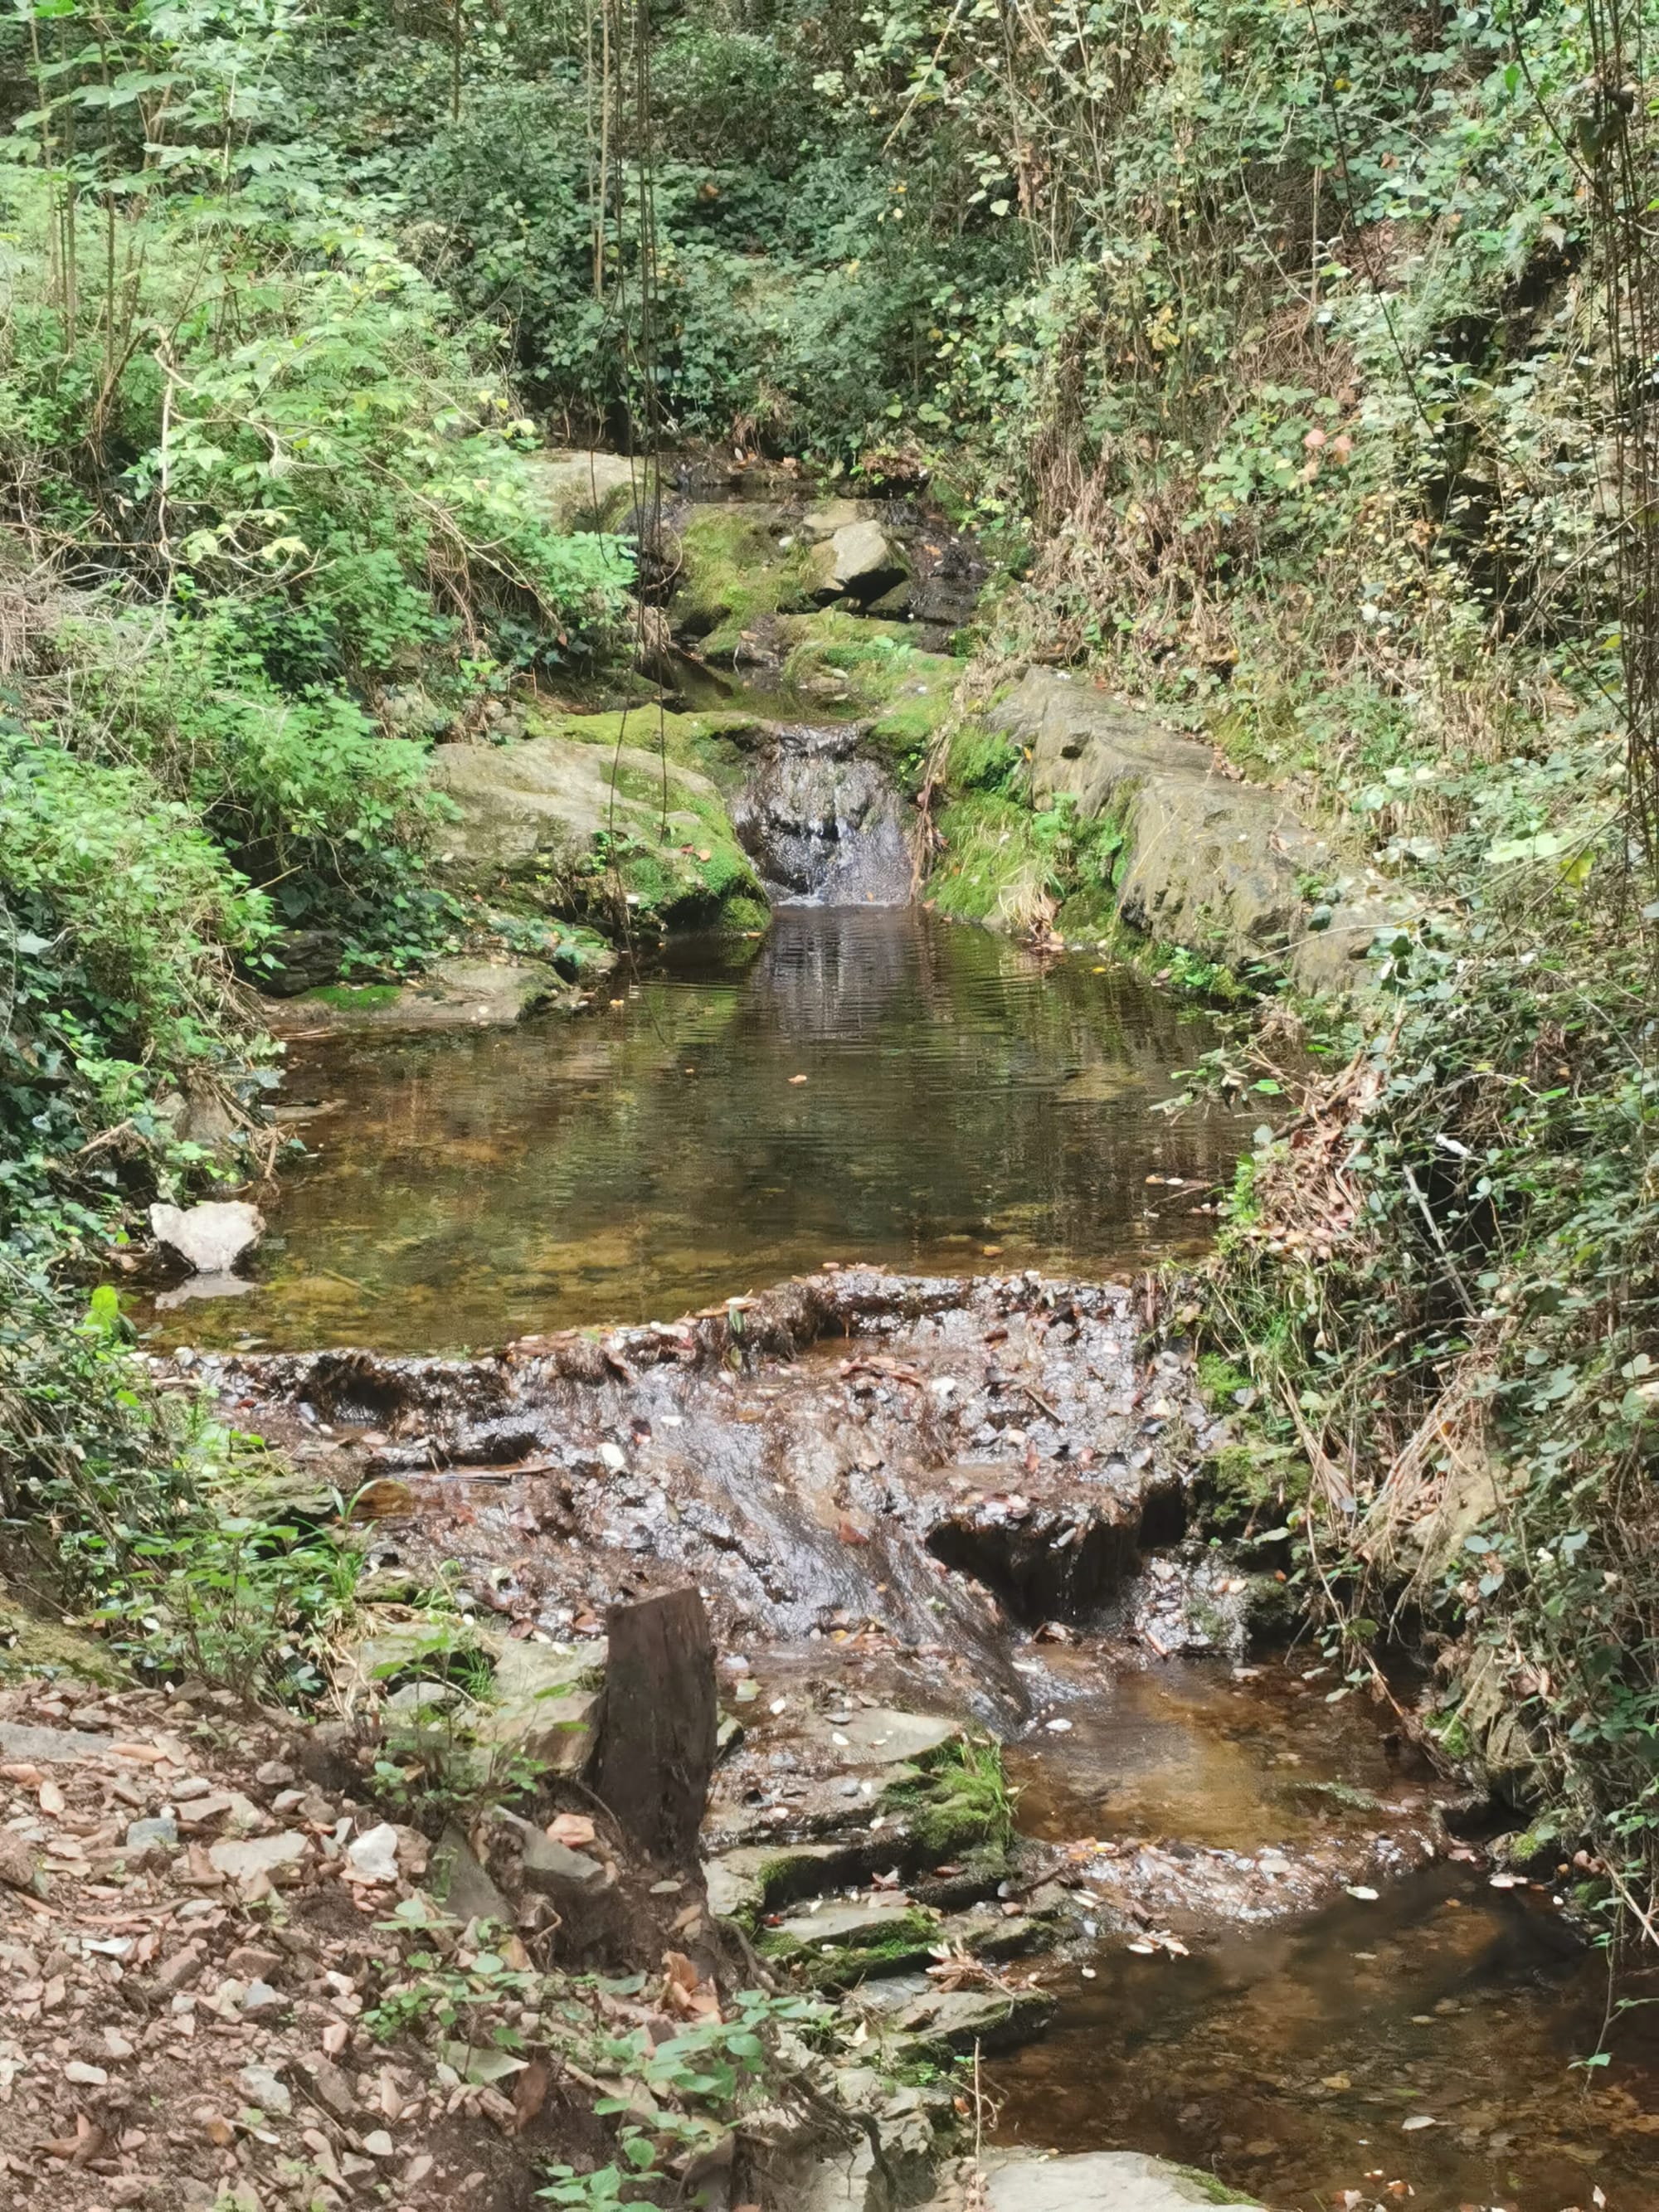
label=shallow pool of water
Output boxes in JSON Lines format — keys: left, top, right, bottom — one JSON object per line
{"left": 147, "top": 909, "right": 1240, "bottom": 1352}
{"left": 991, "top": 1864, "right": 1659, "bottom": 2212}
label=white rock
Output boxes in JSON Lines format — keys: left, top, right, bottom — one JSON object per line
{"left": 208, "top": 1830, "right": 309, "bottom": 1882}
{"left": 953, "top": 2151, "right": 1261, "bottom": 2212}
{"left": 346, "top": 1821, "right": 401, "bottom": 1884}
{"left": 149, "top": 1199, "right": 265, "bottom": 1276}
{"left": 238, "top": 2062, "right": 291, "bottom": 2116}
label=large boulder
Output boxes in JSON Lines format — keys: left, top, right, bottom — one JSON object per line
{"left": 807, "top": 520, "right": 911, "bottom": 604}
{"left": 528, "top": 450, "right": 659, "bottom": 532}
{"left": 992, "top": 668, "right": 1415, "bottom": 989}
{"left": 426, "top": 732, "right": 766, "bottom": 927}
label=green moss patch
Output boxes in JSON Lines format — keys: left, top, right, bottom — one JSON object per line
{"left": 775, "top": 615, "right": 960, "bottom": 781}
{"left": 523, "top": 699, "right": 766, "bottom": 798}
{"left": 0, "top": 1595, "right": 127, "bottom": 1685}
{"left": 758, "top": 1908, "right": 941, "bottom": 1987}
{"left": 882, "top": 1735, "right": 1014, "bottom": 1857}
{"left": 670, "top": 508, "right": 816, "bottom": 660}
{"left": 305, "top": 982, "right": 401, "bottom": 1011}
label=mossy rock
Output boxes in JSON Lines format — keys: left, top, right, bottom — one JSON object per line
{"left": 760, "top": 1903, "right": 941, "bottom": 1987}
{"left": 880, "top": 1737, "right": 1014, "bottom": 1858}
{"left": 670, "top": 507, "right": 817, "bottom": 660}
{"left": 0, "top": 1591, "right": 126, "bottom": 1686}
{"left": 774, "top": 615, "right": 960, "bottom": 780}
{"left": 1190, "top": 1434, "right": 1306, "bottom": 1537}
{"left": 426, "top": 726, "right": 766, "bottom": 933}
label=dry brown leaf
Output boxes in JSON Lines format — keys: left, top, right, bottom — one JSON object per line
{"left": 37, "top": 1779, "right": 65, "bottom": 1817}
{"left": 547, "top": 1814, "right": 596, "bottom": 1850}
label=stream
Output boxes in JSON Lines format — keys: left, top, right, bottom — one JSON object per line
{"left": 148, "top": 912, "right": 1238, "bottom": 1354}
{"left": 151, "top": 634, "right": 1659, "bottom": 2207}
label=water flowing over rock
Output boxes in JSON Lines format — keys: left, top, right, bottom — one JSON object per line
{"left": 734, "top": 724, "right": 914, "bottom": 905}
{"left": 183, "top": 1269, "right": 1221, "bottom": 1676}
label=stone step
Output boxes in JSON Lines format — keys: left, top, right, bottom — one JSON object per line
{"left": 845, "top": 1973, "right": 1057, "bottom": 2060}
{"left": 924, "top": 2151, "right": 1260, "bottom": 2212}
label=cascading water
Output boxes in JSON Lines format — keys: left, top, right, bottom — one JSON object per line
{"left": 732, "top": 722, "right": 914, "bottom": 906}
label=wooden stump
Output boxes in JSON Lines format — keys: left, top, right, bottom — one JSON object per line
{"left": 591, "top": 1587, "right": 718, "bottom": 1869}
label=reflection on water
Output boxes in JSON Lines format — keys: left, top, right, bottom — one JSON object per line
{"left": 993, "top": 1864, "right": 1659, "bottom": 2212}
{"left": 144, "top": 910, "right": 1240, "bottom": 1351}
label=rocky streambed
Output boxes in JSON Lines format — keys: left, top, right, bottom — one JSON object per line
{"left": 153, "top": 1262, "right": 1659, "bottom": 2210}
{"left": 110, "top": 465, "right": 1658, "bottom": 2207}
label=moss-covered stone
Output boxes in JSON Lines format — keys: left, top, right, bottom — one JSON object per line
{"left": 0, "top": 1589, "right": 125, "bottom": 1685}
{"left": 773, "top": 615, "right": 959, "bottom": 782}
{"left": 759, "top": 1905, "right": 941, "bottom": 1988}
{"left": 670, "top": 507, "right": 817, "bottom": 660}
{"left": 426, "top": 721, "right": 766, "bottom": 933}
{"left": 880, "top": 1737, "right": 1014, "bottom": 1858}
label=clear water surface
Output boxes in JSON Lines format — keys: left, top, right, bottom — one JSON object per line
{"left": 144, "top": 909, "right": 1241, "bottom": 1353}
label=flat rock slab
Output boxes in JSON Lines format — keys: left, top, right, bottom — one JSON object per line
{"left": 965, "top": 2152, "right": 1259, "bottom": 2212}
{"left": 196, "top": 1271, "right": 1215, "bottom": 1655}
{"left": 208, "top": 1832, "right": 310, "bottom": 1881}
{"left": 0, "top": 1721, "right": 114, "bottom": 1763}
{"left": 149, "top": 1199, "right": 264, "bottom": 1276}
{"left": 268, "top": 958, "right": 568, "bottom": 1038}
{"left": 859, "top": 1977, "right": 1056, "bottom": 2058}
{"left": 995, "top": 667, "right": 1415, "bottom": 991}
{"left": 776, "top": 1890, "right": 922, "bottom": 1947}
{"left": 825, "top": 1709, "right": 961, "bottom": 1767}
{"left": 704, "top": 1840, "right": 870, "bottom": 1921}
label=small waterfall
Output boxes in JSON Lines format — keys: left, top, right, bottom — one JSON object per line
{"left": 732, "top": 723, "right": 913, "bottom": 907}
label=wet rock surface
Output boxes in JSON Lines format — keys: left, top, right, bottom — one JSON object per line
{"left": 927, "top": 2150, "right": 1262, "bottom": 2212}
{"left": 188, "top": 1269, "right": 1218, "bottom": 1655}
{"left": 733, "top": 724, "right": 914, "bottom": 906}
{"left": 264, "top": 957, "right": 573, "bottom": 1039}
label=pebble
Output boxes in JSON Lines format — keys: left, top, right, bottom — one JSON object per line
{"left": 346, "top": 1822, "right": 401, "bottom": 1884}
{"left": 65, "top": 2060, "right": 109, "bottom": 2085}
{"left": 363, "top": 2129, "right": 396, "bottom": 2158}
{"left": 238, "top": 2063, "right": 292, "bottom": 2116}
{"left": 125, "top": 1814, "right": 179, "bottom": 1848}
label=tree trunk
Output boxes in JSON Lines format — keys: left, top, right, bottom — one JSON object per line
{"left": 591, "top": 1587, "right": 717, "bottom": 1869}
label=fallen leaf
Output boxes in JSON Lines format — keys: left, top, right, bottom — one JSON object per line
{"left": 788, "top": 1073, "right": 808, "bottom": 1085}
{"left": 38, "top": 1779, "right": 65, "bottom": 1817}
{"left": 1401, "top": 2116, "right": 1438, "bottom": 2132}
{"left": 547, "top": 1814, "right": 596, "bottom": 1850}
